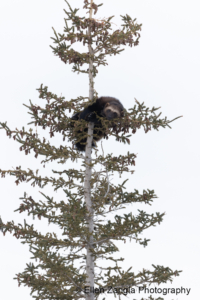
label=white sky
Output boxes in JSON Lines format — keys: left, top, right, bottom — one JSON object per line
{"left": 0, "top": 0, "right": 199, "bottom": 299}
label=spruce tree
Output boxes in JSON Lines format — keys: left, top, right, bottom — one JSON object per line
{"left": 0, "top": 1, "right": 181, "bottom": 300}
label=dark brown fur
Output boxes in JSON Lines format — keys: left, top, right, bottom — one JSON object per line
{"left": 71, "top": 97, "right": 124, "bottom": 151}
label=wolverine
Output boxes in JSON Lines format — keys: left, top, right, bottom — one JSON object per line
{"left": 71, "top": 97, "right": 124, "bottom": 151}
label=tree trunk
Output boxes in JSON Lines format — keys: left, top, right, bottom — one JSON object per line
{"left": 85, "top": 1, "right": 94, "bottom": 299}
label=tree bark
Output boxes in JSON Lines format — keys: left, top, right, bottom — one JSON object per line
{"left": 85, "top": 1, "right": 95, "bottom": 299}
{"left": 88, "top": 0, "right": 94, "bottom": 101}
{"left": 85, "top": 122, "right": 94, "bottom": 300}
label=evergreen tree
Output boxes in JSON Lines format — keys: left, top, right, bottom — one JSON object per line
{"left": 0, "top": 1, "right": 181, "bottom": 299}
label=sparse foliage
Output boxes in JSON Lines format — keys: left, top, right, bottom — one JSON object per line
{"left": 0, "top": 1, "right": 181, "bottom": 300}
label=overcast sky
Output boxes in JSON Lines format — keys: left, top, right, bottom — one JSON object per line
{"left": 0, "top": 0, "right": 200, "bottom": 299}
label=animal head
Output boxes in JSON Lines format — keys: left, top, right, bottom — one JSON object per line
{"left": 103, "top": 102, "right": 123, "bottom": 120}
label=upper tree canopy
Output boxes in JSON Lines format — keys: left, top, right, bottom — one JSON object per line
{"left": 51, "top": 0, "right": 142, "bottom": 76}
